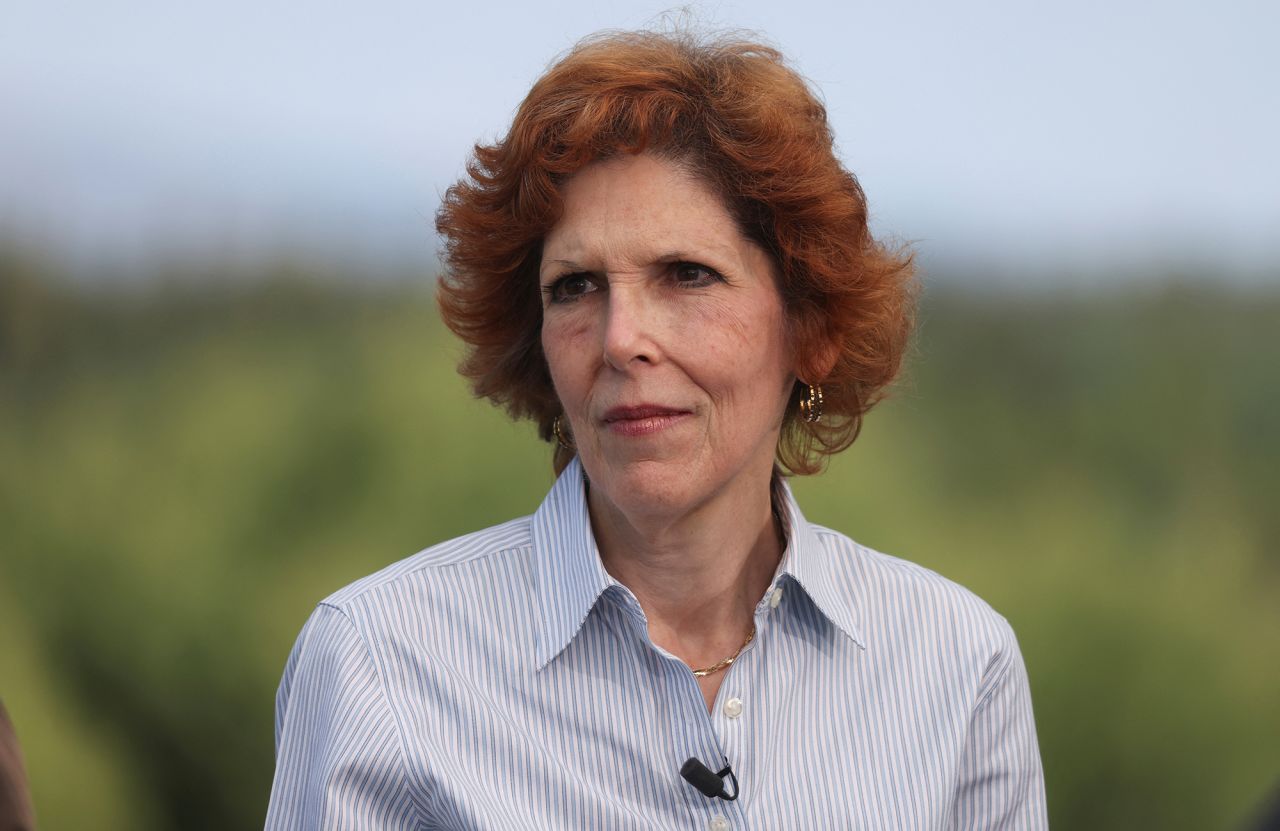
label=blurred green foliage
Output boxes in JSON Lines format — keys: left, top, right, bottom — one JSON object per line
{"left": 1, "top": 248, "right": 1277, "bottom": 829}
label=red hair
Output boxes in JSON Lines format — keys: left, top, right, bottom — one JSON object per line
{"left": 436, "top": 29, "right": 916, "bottom": 474}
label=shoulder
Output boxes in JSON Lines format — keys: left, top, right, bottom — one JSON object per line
{"left": 277, "top": 514, "right": 537, "bottom": 698}
{"left": 321, "top": 515, "right": 533, "bottom": 606}
{"left": 810, "top": 523, "right": 1017, "bottom": 655}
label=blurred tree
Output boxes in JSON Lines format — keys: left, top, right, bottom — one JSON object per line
{"left": 2, "top": 250, "right": 1277, "bottom": 829}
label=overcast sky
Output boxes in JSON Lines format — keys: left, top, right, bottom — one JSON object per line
{"left": 2, "top": 0, "right": 1277, "bottom": 283}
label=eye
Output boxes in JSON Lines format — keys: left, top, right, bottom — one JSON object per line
{"left": 545, "top": 272, "right": 598, "bottom": 304}
{"left": 672, "top": 262, "right": 723, "bottom": 287}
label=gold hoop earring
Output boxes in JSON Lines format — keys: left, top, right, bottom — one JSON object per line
{"left": 798, "top": 383, "right": 824, "bottom": 424}
{"left": 553, "top": 415, "right": 575, "bottom": 450}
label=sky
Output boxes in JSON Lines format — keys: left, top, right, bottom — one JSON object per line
{"left": 2, "top": 0, "right": 1277, "bottom": 284}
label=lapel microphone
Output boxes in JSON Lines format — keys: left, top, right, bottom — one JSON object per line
{"left": 680, "top": 757, "right": 740, "bottom": 800}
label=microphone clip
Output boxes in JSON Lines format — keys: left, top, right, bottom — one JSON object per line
{"left": 680, "top": 757, "right": 740, "bottom": 801}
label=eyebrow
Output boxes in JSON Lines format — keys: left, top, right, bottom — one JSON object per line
{"left": 540, "top": 248, "right": 737, "bottom": 279}
{"left": 540, "top": 259, "right": 586, "bottom": 280}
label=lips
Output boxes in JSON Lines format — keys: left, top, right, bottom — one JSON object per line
{"left": 602, "top": 404, "right": 689, "bottom": 423}
{"left": 600, "top": 404, "right": 692, "bottom": 437}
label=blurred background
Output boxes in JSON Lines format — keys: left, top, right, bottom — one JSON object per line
{"left": 2, "top": 0, "right": 1277, "bottom": 828}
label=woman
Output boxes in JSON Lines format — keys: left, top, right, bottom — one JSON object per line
{"left": 267, "top": 30, "right": 1047, "bottom": 829}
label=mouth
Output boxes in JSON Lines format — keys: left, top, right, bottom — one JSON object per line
{"left": 600, "top": 404, "right": 692, "bottom": 437}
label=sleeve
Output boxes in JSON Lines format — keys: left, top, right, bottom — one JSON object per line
{"left": 265, "top": 603, "right": 425, "bottom": 830}
{"left": 948, "top": 619, "right": 1050, "bottom": 830}
{"left": 0, "top": 701, "right": 36, "bottom": 831}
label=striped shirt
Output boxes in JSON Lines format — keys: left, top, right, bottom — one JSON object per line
{"left": 266, "top": 458, "right": 1048, "bottom": 829}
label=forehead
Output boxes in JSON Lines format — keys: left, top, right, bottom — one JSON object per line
{"left": 542, "top": 153, "right": 751, "bottom": 265}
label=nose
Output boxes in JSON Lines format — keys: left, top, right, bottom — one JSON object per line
{"left": 601, "top": 283, "right": 660, "bottom": 371}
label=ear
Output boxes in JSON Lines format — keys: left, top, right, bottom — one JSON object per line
{"left": 796, "top": 337, "right": 841, "bottom": 385}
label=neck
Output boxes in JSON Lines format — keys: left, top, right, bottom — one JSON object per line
{"left": 587, "top": 470, "right": 783, "bottom": 656}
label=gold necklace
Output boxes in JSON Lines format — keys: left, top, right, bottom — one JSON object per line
{"left": 690, "top": 626, "right": 756, "bottom": 678}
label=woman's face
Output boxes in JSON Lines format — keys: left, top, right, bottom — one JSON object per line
{"left": 539, "top": 153, "right": 795, "bottom": 522}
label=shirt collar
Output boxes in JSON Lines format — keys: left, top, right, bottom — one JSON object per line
{"left": 772, "top": 478, "right": 868, "bottom": 651}
{"left": 531, "top": 458, "right": 619, "bottom": 671}
{"left": 531, "top": 458, "right": 867, "bottom": 671}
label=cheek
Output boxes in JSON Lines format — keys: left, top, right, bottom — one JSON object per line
{"left": 687, "top": 295, "right": 787, "bottom": 370}
{"left": 675, "top": 295, "right": 751, "bottom": 355}
{"left": 677, "top": 296, "right": 791, "bottom": 411}
{"left": 542, "top": 316, "right": 595, "bottom": 397}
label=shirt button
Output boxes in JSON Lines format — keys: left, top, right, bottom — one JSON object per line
{"left": 709, "top": 816, "right": 729, "bottom": 831}
{"left": 769, "top": 586, "right": 784, "bottom": 608}
{"left": 723, "top": 697, "right": 743, "bottom": 719}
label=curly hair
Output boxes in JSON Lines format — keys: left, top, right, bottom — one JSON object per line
{"left": 436, "top": 29, "right": 916, "bottom": 475}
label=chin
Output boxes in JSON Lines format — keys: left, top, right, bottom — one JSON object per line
{"left": 584, "top": 454, "right": 707, "bottom": 517}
